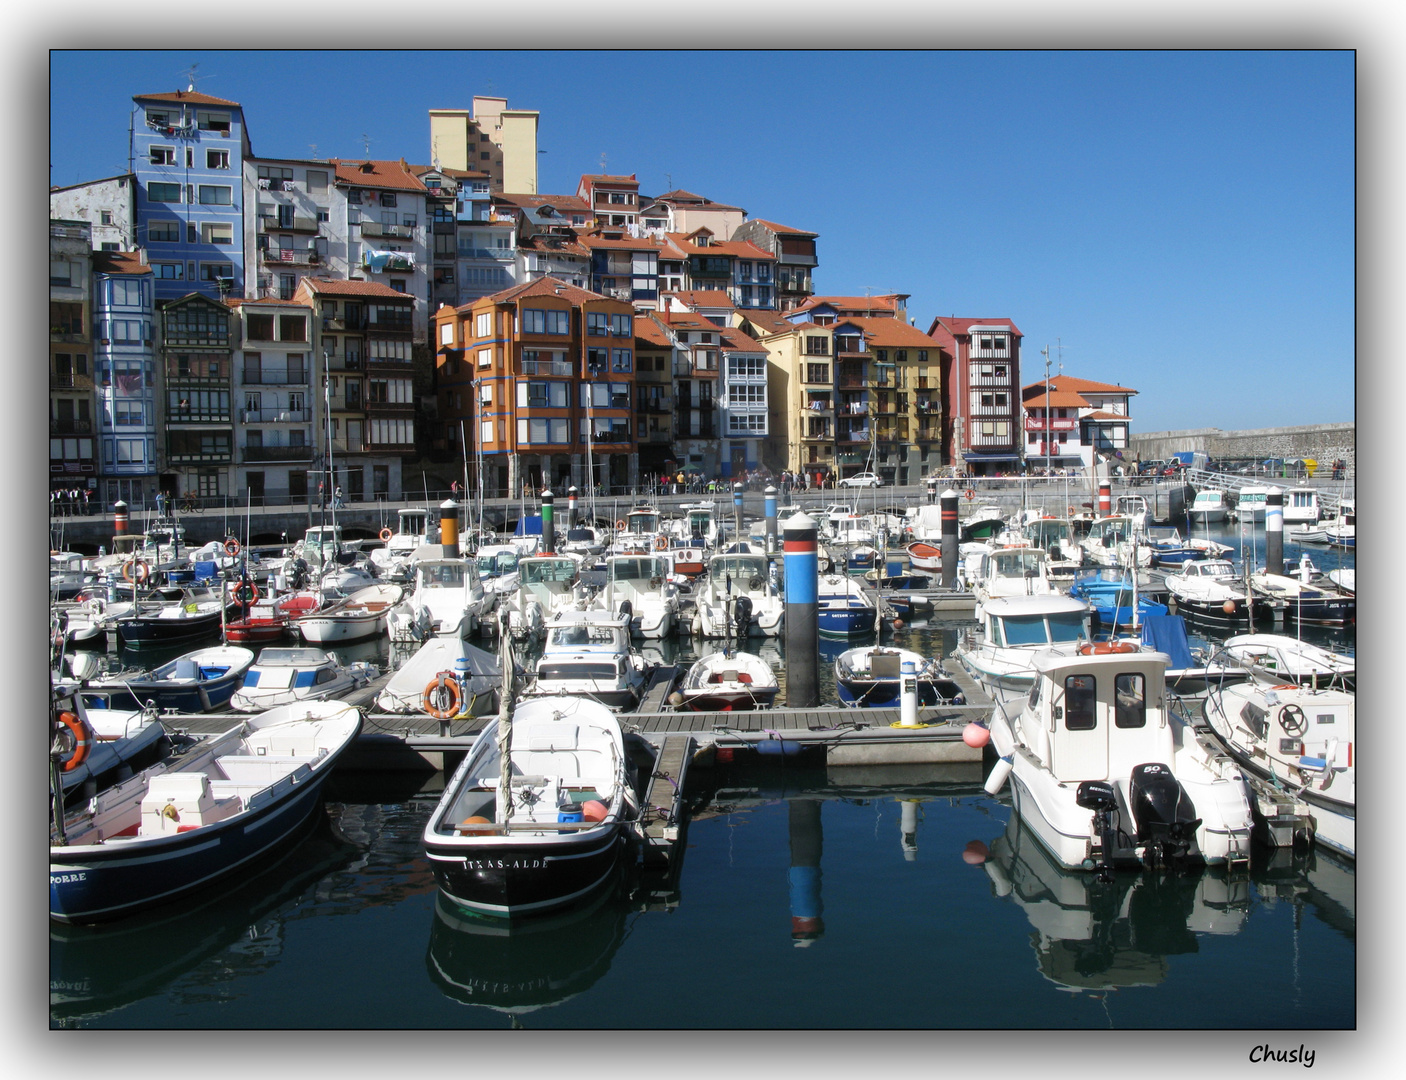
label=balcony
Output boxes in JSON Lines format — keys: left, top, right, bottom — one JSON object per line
{"left": 362, "top": 254, "right": 415, "bottom": 274}
{"left": 839, "top": 429, "right": 870, "bottom": 443}
{"left": 241, "top": 408, "right": 312, "bottom": 423}
{"left": 242, "top": 367, "right": 309, "bottom": 386}
{"left": 520, "top": 359, "right": 575, "bottom": 377}
{"left": 260, "top": 248, "right": 321, "bottom": 267}
{"left": 360, "top": 222, "right": 414, "bottom": 240}
{"left": 1024, "top": 417, "right": 1078, "bottom": 432}
{"left": 802, "top": 425, "right": 832, "bottom": 441}
{"left": 50, "top": 373, "right": 94, "bottom": 390}
{"left": 367, "top": 316, "right": 413, "bottom": 333}
{"left": 166, "top": 451, "right": 232, "bottom": 465}
{"left": 258, "top": 214, "right": 319, "bottom": 234}
{"left": 459, "top": 247, "right": 516, "bottom": 262}
{"left": 243, "top": 445, "right": 315, "bottom": 463}
{"left": 50, "top": 420, "right": 93, "bottom": 435}
{"left": 803, "top": 400, "right": 833, "bottom": 416}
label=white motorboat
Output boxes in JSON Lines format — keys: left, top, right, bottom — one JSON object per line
{"left": 521, "top": 609, "right": 649, "bottom": 710}
{"left": 1080, "top": 516, "right": 1151, "bottom": 569}
{"left": 954, "top": 594, "right": 1096, "bottom": 703}
{"left": 970, "top": 546, "right": 1062, "bottom": 607}
{"left": 673, "top": 649, "right": 780, "bottom": 711}
{"left": 296, "top": 583, "right": 403, "bottom": 645}
{"left": 377, "top": 635, "right": 501, "bottom": 717}
{"left": 1282, "top": 487, "right": 1321, "bottom": 525}
{"left": 817, "top": 572, "right": 881, "bottom": 637}
{"left": 387, "top": 557, "right": 489, "bottom": 642}
{"left": 422, "top": 695, "right": 648, "bottom": 918}
{"left": 558, "top": 524, "right": 607, "bottom": 559}
{"left": 692, "top": 551, "right": 784, "bottom": 638}
{"left": 1218, "top": 633, "right": 1354, "bottom": 691}
{"left": 1163, "top": 559, "right": 1259, "bottom": 629}
{"left": 1248, "top": 571, "right": 1355, "bottom": 627}
{"left": 499, "top": 554, "right": 585, "bottom": 642}
{"left": 597, "top": 553, "right": 678, "bottom": 639}
{"left": 1202, "top": 678, "right": 1354, "bottom": 861}
{"left": 1323, "top": 499, "right": 1355, "bottom": 549}
{"left": 474, "top": 544, "right": 522, "bottom": 602}
{"left": 1326, "top": 568, "right": 1354, "bottom": 595}
{"left": 370, "top": 508, "right": 435, "bottom": 578}
{"left": 1233, "top": 485, "right": 1274, "bottom": 523}
{"left": 984, "top": 650, "right": 1254, "bottom": 873}
{"left": 230, "top": 647, "right": 376, "bottom": 711}
{"left": 833, "top": 646, "right": 964, "bottom": 708}
{"left": 667, "top": 502, "right": 723, "bottom": 549}
{"left": 50, "top": 700, "right": 361, "bottom": 923}
{"left": 1188, "top": 489, "right": 1229, "bottom": 523}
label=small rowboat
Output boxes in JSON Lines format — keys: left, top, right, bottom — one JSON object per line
{"left": 906, "top": 540, "right": 942, "bottom": 572}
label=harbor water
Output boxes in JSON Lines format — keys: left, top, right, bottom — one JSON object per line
{"left": 50, "top": 520, "right": 1355, "bottom": 1029}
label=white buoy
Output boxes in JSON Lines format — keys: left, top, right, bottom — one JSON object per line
{"left": 984, "top": 755, "right": 1013, "bottom": 795}
{"left": 899, "top": 659, "right": 919, "bottom": 727}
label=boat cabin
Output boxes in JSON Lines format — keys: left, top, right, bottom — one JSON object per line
{"left": 606, "top": 554, "right": 670, "bottom": 584}
{"left": 623, "top": 509, "right": 661, "bottom": 535}
{"left": 1283, "top": 487, "right": 1320, "bottom": 524}
{"left": 1084, "top": 516, "right": 1137, "bottom": 549}
{"left": 1021, "top": 651, "right": 1174, "bottom": 783}
{"left": 708, "top": 553, "right": 769, "bottom": 588}
{"left": 981, "top": 594, "right": 1093, "bottom": 649}
{"left": 542, "top": 611, "right": 630, "bottom": 653}
{"left": 1022, "top": 518, "right": 1073, "bottom": 548}
{"left": 475, "top": 546, "right": 520, "bottom": 579}
{"left": 1173, "top": 559, "right": 1237, "bottom": 582}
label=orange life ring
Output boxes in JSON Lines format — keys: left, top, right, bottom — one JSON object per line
{"left": 57, "top": 711, "right": 92, "bottom": 773}
{"left": 1078, "top": 640, "right": 1140, "bottom": 655}
{"left": 1271, "top": 684, "right": 1298, "bottom": 691}
{"left": 654, "top": 535, "right": 669, "bottom": 551}
{"left": 122, "top": 558, "right": 149, "bottom": 585}
{"left": 229, "top": 580, "right": 260, "bottom": 605}
{"left": 379, "top": 527, "right": 393, "bottom": 542}
{"left": 423, "top": 672, "right": 462, "bottom": 720}
{"left": 616, "top": 519, "right": 626, "bottom": 530}
{"left": 964, "top": 489, "right": 975, "bottom": 500}
{"left": 223, "top": 538, "right": 241, "bottom": 557}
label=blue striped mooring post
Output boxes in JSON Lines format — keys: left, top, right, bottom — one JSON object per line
{"left": 789, "top": 798, "right": 824, "bottom": 944}
{"left": 784, "top": 511, "right": 820, "bottom": 707}
{"left": 764, "top": 485, "right": 777, "bottom": 553}
{"left": 733, "top": 482, "right": 744, "bottom": 544}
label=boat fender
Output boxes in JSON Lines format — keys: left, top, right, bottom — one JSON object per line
{"left": 962, "top": 840, "right": 990, "bottom": 865}
{"left": 1078, "top": 640, "right": 1139, "bottom": 655}
{"left": 380, "top": 528, "right": 393, "bottom": 542}
{"left": 55, "top": 712, "right": 92, "bottom": 772}
{"left": 962, "top": 723, "right": 991, "bottom": 749}
{"left": 581, "top": 800, "right": 608, "bottom": 823}
{"left": 224, "top": 537, "right": 241, "bottom": 557}
{"left": 983, "top": 755, "right": 1013, "bottom": 796}
{"left": 423, "top": 671, "right": 462, "bottom": 720}
{"left": 122, "top": 558, "right": 150, "bottom": 585}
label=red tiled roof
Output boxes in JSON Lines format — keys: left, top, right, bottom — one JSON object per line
{"left": 738, "top": 311, "right": 795, "bottom": 335}
{"left": 838, "top": 316, "right": 935, "bottom": 348}
{"left": 226, "top": 296, "right": 310, "bottom": 308}
{"left": 91, "top": 251, "right": 150, "bottom": 276}
{"left": 927, "top": 315, "right": 1024, "bottom": 338}
{"left": 634, "top": 318, "right": 674, "bottom": 349}
{"left": 1082, "top": 410, "right": 1131, "bottom": 422}
{"left": 495, "top": 192, "right": 592, "bottom": 213}
{"left": 578, "top": 234, "right": 667, "bottom": 252}
{"left": 747, "top": 219, "right": 818, "bottom": 238}
{"left": 793, "top": 294, "right": 906, "bottom": 315}
{"left": 1022, "top": 388, "right": 1092, "bottom": 409}
{"left": 720, "top": 327, "right": 766, "bottom": 353}
{"left": 408, "top": 164, "right": 490, "bottom": 181}
{"left": 328, "top": 159, "right": 428, "bottom": 194}
{"left": 1022, "top": 374, "right": 1137, "bottom": 396}
{"left": 520, "top": 236, "right": 589, "bottom": 257}
{"left": 469, "top": 276, "right": 615, "bottom": 309}
{"left": 296, "top": 278, "right": 412, "bottom": 300}
{"left": 581, "top": 174, "right": 638, "bottom": 185}
{"left": 663, "top": 290, "right": 735, "bottom": 308}
{"left": 134, "top": 89, "right": 241, "bottom": 107}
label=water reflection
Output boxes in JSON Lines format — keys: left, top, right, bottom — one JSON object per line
{"left": 425, "top": 885, "right": 631, "bottom": 1024}
{"left": 968, "top": 813, "right": 1355, "bottom": 995}
{"left": 49, "top": 815, "right": 359, "bottom": 1025}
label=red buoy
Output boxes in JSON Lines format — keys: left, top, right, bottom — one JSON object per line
{"left": 962, "top": 840, "right": 990, "bottom": 865}
{"left": 963, "top": 723, "right": 991, "bottom": 749}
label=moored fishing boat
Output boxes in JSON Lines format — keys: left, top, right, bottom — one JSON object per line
{"left": 422, "top": 694, "right": 649, "bottom": 918}
{"left": 50, "top": 700, "right": 361, "bottom": 924}
{"left": 296, "top": 583, "right": 403, "bottom": 645}
{"left": 834, "top": 646, "right": 964, "bottom": 708}
{"left": 80, "top": 645, "right": 255, "bottom": 713}
{"left": 114, "top": 588, "right": 233, "bottom": 648}
{"left": 817, "top": 572, "right": 880, "bottom": 637}
{"left": 377, "top": 635, "right": 501, "bottom": 717}
{"left": 230, "top": 648, "right": 377, "bottom": 712}
{"left": 521, "top": 609, "right": 649, "bottom": 710}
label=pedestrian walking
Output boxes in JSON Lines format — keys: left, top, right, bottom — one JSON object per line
{"left": 334, "top": 485, "right": 345, "bottom": 509}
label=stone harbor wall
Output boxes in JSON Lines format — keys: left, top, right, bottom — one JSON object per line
{"left": 1129, "top": 423, "right": 1354, "bottom": 473}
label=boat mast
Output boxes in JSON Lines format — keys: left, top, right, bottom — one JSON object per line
{"left": 495, "top": 610, "right": 515, "bottom": 825}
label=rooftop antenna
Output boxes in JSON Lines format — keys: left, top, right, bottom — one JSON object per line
{"left": 361, "top": 133, "right": 373, "bottom": 157}
{"left": 308, "top": 144, "right": 318, "bottom": 159}
{"left": 666, "top": 172, "right": 672, "bottom": 190}
{"left": 181, "top": 64, "right": 201, "bottom": 92}
{"left": 599, "top": 151, "right": 608, "bottom": 173}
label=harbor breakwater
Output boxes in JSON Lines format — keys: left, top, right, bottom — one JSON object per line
{"left": 1129, "top": 422, "right": 1355, "bottom": 472}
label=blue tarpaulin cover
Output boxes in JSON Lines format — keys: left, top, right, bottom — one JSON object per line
{"left": 1140, "top": 614, "right": 1195, "bottom": 670}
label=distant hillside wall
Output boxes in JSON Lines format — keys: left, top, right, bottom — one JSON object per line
{"left": 1128, "top": 423, "right": 1355, "bottom": 471}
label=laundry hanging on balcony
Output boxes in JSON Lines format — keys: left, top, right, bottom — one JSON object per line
{"left": 364, "top": 248, "right": 415, "bottom": 273}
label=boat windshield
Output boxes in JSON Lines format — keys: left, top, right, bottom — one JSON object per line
{"left": 627, "top": 513, "right": 660, "bottom": 533}
{"left": 477, "top": 550, "right": 518, "bottom": 575}
{"left": 711, "top": 556, "right": 767, "bottom": 580}
{"left": 547, "top": 624, "right": 622, "bottom": 648}
{"left": 521, "top": 559, "right": 577, "bottom": 585}
{"left": 610, "top": 556, "right": 667, "bottom": 581}
{"left": 1024, "top": 520, "right": 1070, "bottom": 544}
{"left": 998, "top": 615, "right": 1052, "bottom": 646}
{"left": 538, "top": 661, "right": 619, "bottom": 680}
{"left": 1048, "top": 611, "right": 1088, "bottom": 642}
{"left": 990, "top": 550, "right": 1045, "bottom": 577}
{"left": 420, "top": 564, "right": 466, "bottom": 588}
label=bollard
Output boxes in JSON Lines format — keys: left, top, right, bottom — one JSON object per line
{"left": 541, "top": 488, "right": 555, "bottom": 554}
{"left": 113, "top": 499, "right": 129, "bottom": 537}
{"left": 1265, "top": 488, "right": 1284, "bottom": 577}
{"left": 788, "top": 799, "right": 824, "bottom": 945}
{"left": 1098, "top": 481, "right": 1112, "bottom": 517}
{"left": 899, "top": 658, "right": 919, "bottom": 727}
{"left": 733, "top": 482, "right": 744, "bottom": 544}
{"left": 567, "top": 485, "right": 578, "bottom": 530}
{"left": 763, "top": 485, "right": 777, "bottom": 554}
{"left": 940, "top": 489, "right": 959, "bottom": 589}
{"left": 440, "top": 498, "right": 460, "bottom": 558}
{"left": 784, "top": 512, "right": 820, "bottom": 707}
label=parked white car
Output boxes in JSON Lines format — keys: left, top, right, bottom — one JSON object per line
{"left": 839, "top": 472, "right": 882, "bottom": 488}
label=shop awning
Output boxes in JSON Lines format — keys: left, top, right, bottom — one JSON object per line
{"left": 961, "top": 451, "right": 1023, "bottom": 462}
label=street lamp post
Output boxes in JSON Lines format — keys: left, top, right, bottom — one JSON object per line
{"left": 1041, "top": 345, "right": 1052, "bottom": 480}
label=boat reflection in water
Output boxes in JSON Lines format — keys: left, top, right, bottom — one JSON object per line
{"left": 968, "top": 813, "right": 1355, "bottom": 995}
{"left": 49, "top": 816, "right": 358, "bottom": 1025}
{"left": 426, "top": 881, "right": 631, "bottom": 1025}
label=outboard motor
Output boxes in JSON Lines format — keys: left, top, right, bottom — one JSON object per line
{"left": 1128, "top": 763, "right": 1203, "bottom": 868}
{"left": 1076, "top": 780, "right": 1122, "bottom": 883}
{"left": 617, "top": 599, "right": 633, "bottom": 622}
{"left": 289, "top": 558, "right": 309, "bottom": 591}
{"left": 732, "top": 594, "right": 754, "bottom": 640}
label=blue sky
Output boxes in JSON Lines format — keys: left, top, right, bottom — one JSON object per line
{"left": 49, "top": 49, "right": 1355, "bottom": 433}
